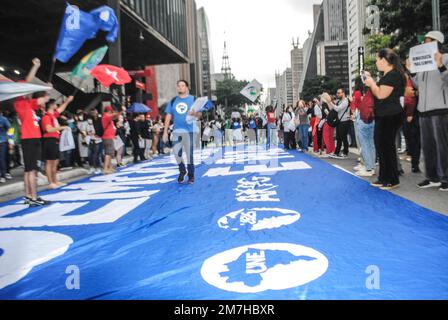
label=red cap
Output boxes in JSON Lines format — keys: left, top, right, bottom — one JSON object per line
{"left": 104, "top": 106, "right": 113, "bottom": 113}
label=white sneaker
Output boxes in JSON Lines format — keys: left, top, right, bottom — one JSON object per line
{"left": 320, "top": 154, "right": 330, "bottom": 158}
{"left": 94, "top": 169, "right": 102, "bottom": 175}
{"left": 354, "top": 164, "right": 365, "bottom": 171}
{"left": 356, "top": 169, "right": 375, "bottom": 177}
{"left": 0, "top": 178, "right": 6, "bottom": 183}
{"left": 5, "top": 173, "right": 12, "bottom": 180}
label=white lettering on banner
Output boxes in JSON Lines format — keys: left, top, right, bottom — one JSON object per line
{"left": 0, "top": 231, "right": 73, "bottom": 290}
{"left": 203, "top": 161, "right": 312, "bottom": 178}
{"left": 235, "top": 177, "right": 280, "bottom": 202}
{"left": 0, "top": 198, "right": 150, "bottom": 228}
{"left": 201, "top": 243, "right": 329, "bottom": 293}
{"left": 218, "top": 208, "right": 301, "bottom": 232}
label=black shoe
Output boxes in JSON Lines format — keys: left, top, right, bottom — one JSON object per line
{"left": 23, "top": 196, "right": 32, "bottom": 205}
{"left": 29, "top": 198, "right": 48, "bottom": 207}
{"left": 417, "top": 180, "right": 441, "bottom": 189}
{"left": 440, "top": 183, "right": 448, "bottom": 192}
{"left": 178, "top": 173, "right": 187, "bottom": 184}
{"left": 412, "top": 167, "right": 421, "bottom": 174}
{"left": 188, "top": 177, "right": 195, "bottom": 185}
{"left": 37, "top": 197, "right": 51, "bottom": 205}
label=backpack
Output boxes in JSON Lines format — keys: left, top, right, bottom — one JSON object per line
{"left": 326, "top": 101, "right": 350, "bottom": 128}
{"left": 359, "top": 90, "right": 375, "bottom": 124}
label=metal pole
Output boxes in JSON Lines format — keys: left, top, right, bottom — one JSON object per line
{"left": 432, "top": 0, "right": 441, "bottom": 31}
{"left": 108, "top": 0, "right": 123, "bottom": 107}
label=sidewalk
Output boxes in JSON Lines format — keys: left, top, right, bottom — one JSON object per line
{"left": 0, "top": 155, "right": 135, "bottom": 202}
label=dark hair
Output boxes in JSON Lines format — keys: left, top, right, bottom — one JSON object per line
{"left": 378, "top": 48, "right": 407, "bottom": 86}
{"left": 177, "top": 80, "right": 190, "bottom": 88}
{"left": 337, "top": 88, "right": 346, "bottom": 94}
{"left": 354, "top": 76, "right": 365, "bottom": 94}
{"left": 45, "top": 99, "right": 56, "bottom": 111}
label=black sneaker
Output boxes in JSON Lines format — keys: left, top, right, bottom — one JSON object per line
{"left": 36, "top": 197, "right": 51, "bottom": 205}
{"left": 412, "top": 167, "right": 421, "bottom": 174}
{"left": 178, "top": 173, "right": 187, "bottom": 184}
{"left": 23, "top": 196, "right": 32, "bottom": 205}
{"left": 440, "top": 183, "right": 448, "bottom": 192}
{"left": 29, "top": 198, "right": 46, "bottom": 207}
{"left": 417, "top": 180, "right": 442, "bottom": 189}
{"left": 188, "top": 177, "right": 195, "bottom": 185}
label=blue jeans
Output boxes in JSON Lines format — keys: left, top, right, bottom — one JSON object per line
{"left": 88, "top": 142, "right": 102, "bottom": 169}
{"left": 0, "top": 142, "right": 7, "bottom": 177}
{"left": 356, "top": 118, "right": 376, "bottom": 171}
{"left": 266, "top": 123, "right": 277, "bottom": 148}
{"left": 298, "top": 124, "right": 310, "bottom": 151}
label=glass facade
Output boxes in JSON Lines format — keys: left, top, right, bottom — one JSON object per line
{"left": 122, "top": 0, "right": 188, "bottom": 55}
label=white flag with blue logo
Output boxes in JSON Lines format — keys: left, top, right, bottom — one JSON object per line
{"left": 240, "top": 79, "right": 262, "bottom": 103}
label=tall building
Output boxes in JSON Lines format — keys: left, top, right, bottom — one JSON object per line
{"left": 347, "top": 0, "right": 368, "bottom": 94}
{"left": 323, "top": 0, "right": 348, "bottom": 41}
{"left": 275, "top": 68, "right": 293, "bottom": 111}
{"left": 317, "top": 0, "right": 350, "bottom": 92}
{"left": 300, "top": 3, "right": 325, "bottom": 97}
{"left": 291, "top": 39, "right": 304, "bottom": 104}
{"left": 197, "top": 7, "right": 212, "bottom": 98}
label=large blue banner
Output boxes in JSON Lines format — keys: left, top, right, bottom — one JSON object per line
{"left": 0, "top": 146, "right": 447, "bottom": 300}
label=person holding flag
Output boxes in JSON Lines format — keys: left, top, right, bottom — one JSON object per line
{"left": 14, "top": 58, "right": 51, "bottom": 207}
{"left": 162, "top": 80, "right": 202, "bottom": 185}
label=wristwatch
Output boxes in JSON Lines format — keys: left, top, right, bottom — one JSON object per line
{"left": 439, "top": 64, "right": 447, "bottom": 73}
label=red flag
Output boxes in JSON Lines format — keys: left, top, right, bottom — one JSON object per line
{"left": 135, "top": 80, "right": 146, "bottom": 90}
{"left": 91, "top": 65, "right": 132, "bottom": 88}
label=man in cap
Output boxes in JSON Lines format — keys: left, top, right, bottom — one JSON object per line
{"left": 407, "top": 31, "right": 448, "bottom": 192}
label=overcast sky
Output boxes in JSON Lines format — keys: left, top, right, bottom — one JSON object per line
{"left": 196, "top": 0, "right": 323, "bottom": 88}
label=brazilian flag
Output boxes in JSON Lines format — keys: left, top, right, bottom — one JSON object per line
{"left": 71, "top": 46, "right": 109, "bottom": 80}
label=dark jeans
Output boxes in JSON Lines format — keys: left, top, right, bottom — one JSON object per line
{"left": 420, "top": 113, "right": 448, "bottom": 184}
{"left": 88, "top": 142, "right": 102, "bottom": 168}
{"left": 335, "top": 120, "right": 351, "bottom": 156}
{"left": 131, "top": 138, "right": 145, "bottom": 163}
{"left": 283, "top": 131, "right": 297, "bottom": 150}
{"left": 403, "top": 115, "right": 421, "bottom": 169}
{"left": 375, "top": 113, "right": 403, "bottom": 185}
{"left": 173, "top": 132, "right": 195, "bottom": 178}
{"left": 349, "top": 120, "right": 357, "bottom": 147}
{"left": 0, "top": 142, "right": 7, "bottom": 177}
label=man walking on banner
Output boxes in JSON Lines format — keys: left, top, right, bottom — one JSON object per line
{"left": 163, "top": 80, "right": 202, "bottom": 185}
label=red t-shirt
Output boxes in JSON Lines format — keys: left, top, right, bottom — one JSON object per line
{"left": 102, "top": 114, "right": 116, "bottom": 139}
{"left": 267, "top": 112, "right": 276, "bottom": 124}
{"left": 41, "top": 111, "right": 61, "bottom": 139}
{"left": 351, "top": 90, "right": 363, "bottom": 111}
{"left": 14, "top": 97, "right": 42, "bottom": 140}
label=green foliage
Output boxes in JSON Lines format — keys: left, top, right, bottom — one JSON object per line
{"left": 301, "top": 76, "right": 343, "bottom": 101}
{"left": 367, "top": 0, "right": 448, "bottom": 57}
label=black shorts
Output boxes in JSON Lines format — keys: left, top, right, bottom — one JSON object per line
{"left": 43, "top": 138, "right": 60, "bottom": 161}
{"left": 22, "top": 138, "right": 42, "bottom": 172}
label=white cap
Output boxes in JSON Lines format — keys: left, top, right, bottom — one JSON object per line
{"left": 424, "top": 31, "right": 445, "bottom": 44}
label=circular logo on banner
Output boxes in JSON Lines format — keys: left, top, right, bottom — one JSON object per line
{"left": 201, "top": 243, "right": 329, "bottom": 293}
{"left": 176, "top": 103, "right": 188, "bottom": 114}
{"left": 218, "top": 208, "right": 301, "bottom": 231}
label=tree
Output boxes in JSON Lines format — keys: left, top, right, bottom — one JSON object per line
{"left": 367, "top": 0, "right": 448, "bottom": 58}
{"left": 301, "top": 76, "right": 343, "bottom": 101}
{"left": 215, "top": 77, "right": 262, "bottom": 114}
{"left": 364, "top": 33, "right": 393, "bottom": 77}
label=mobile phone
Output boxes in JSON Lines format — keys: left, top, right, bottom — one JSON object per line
{"left": 362, "top": 71, "right": 367, "bottom": 81}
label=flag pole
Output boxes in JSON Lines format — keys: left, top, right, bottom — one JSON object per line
{"left": 48, "top": 58, "right": 56, "bottom": 83}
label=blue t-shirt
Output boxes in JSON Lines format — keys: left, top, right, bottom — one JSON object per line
{"left": 231, "top": 121, "right": 241, "bottom": 130}
{"left": 0, "top": 116, "right": 11, "bottom": 143}
{"left": 248, "top": 119, "right": 257, "bottom": 129}
{"left": 165, "top": 95, "right": 195, "bottom": 133}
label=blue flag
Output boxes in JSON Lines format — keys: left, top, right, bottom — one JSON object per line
{"left": 54, "top": 3, "right": 119, "bottom": 63}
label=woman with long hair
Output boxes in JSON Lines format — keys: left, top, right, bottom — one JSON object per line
{"left": 364, "top": 48, "right": 406, "bottom": 190}
{"left": 320, "top": 92, "right": 335, "bottom": 157}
